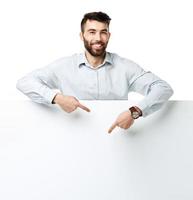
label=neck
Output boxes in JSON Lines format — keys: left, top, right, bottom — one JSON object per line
{"left": 85, "top": 51, "right": 106, "bottom": 68}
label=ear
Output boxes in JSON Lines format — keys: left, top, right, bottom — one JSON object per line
{"left": 108, "top": 32, "right": 111, "bottom": 39}
{"left": 80, "top": 32, "right": 83, "bottom": 41}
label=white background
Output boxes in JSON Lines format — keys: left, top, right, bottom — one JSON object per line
{"left": 0, "top": 1, "right": 193, "bottom": 199}
{"left": 0, "top": 0, "right": 193, "bottom": 100}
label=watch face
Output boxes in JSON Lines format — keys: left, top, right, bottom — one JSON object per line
{"left": 129, "top": 107, "right": 141, "bottom": 119}
{"left": 132, "top": 111, "right": 139, "bottom": 119}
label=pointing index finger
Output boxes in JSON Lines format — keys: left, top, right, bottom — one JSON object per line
{"left": 108, "top": 121, "right": 118, "bottom": 134}
{"left": 77, "top": 102, "right": 91, "bottom": 112}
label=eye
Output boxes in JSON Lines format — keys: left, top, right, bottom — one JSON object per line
{"left": 89, "top": 31, "right": 95, "bottom": 34}
{"left": 101, "top": 31, "right": 108, "bottom": 35}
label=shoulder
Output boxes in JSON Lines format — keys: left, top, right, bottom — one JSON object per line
{"left": 109, "top": 52, "right": 143, "bottom": 71}
{"left": 45, "top": 54, "right": 79, "bottom": 70}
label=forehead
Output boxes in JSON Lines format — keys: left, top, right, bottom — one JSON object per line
{"left": 84, "top": 20, "right": 109, "bottom": 31}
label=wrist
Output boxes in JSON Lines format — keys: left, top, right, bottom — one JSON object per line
{"left": 134, "top": 106, "right": 142, "bottom": 117}
{"left": 52, "top": 93, "right": 63, "bottom": 104}
{"left": 129, "top": 106, "right": 142, "bottom": 119}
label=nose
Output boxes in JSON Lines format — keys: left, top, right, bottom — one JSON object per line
{"left": 94, "top": 32, "right": 101, "bottom": 41}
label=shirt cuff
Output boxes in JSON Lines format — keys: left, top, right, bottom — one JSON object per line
{"left": 135, "top": 100, "right": 150, "bottom": 117}
{"left": 44, "top": 90, "right": 59, "bottom": 104}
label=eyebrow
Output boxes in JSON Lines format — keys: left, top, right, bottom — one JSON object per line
{"left": 87, "top": 28, "right": 108, "bottom": 32}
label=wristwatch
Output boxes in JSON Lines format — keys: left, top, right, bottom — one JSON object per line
{"left": 129, "top": 106, "right": 142, "bottom": 119}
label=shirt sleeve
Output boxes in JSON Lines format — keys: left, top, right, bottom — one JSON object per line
{"left": 128, "top": 63, "right": 174, "bottom": 117}
{"left": 16, "top": 63, "right": 59, "bottom": 104}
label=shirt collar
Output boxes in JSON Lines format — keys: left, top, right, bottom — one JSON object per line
{"left": 77, "top": 52, "right": 113, "bottom": 68}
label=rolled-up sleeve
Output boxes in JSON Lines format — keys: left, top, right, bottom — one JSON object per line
{"left": 16, "top": 65, "right": 59, "bottom": 104}
{"left": 128, "top": 66, "right": 174, "bottom": 117}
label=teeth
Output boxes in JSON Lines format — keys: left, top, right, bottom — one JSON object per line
{"left": 93, "top": 44, "right": 102, "bottom": 48}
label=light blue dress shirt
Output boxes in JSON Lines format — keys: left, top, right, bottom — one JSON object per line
{"left": 16, "top": 52, "right": 173, "bottom": 117}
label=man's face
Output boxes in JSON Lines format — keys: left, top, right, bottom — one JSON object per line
{"left": 80, "top": 20, "right": 111, "bottom": 57}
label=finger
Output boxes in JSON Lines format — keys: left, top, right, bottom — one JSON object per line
{"left": 77, "top": 102, "right": 91, "bottom": 112}
{"left": 108, "top": 121, "right": 118, "bottom": 134}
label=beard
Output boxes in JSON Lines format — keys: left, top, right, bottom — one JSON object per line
{"left": 83, "top": 37, "right": 108, "bottom": 57}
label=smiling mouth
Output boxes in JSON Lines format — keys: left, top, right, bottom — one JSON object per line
{"left": 92, "top": 43, "right": 104, "bottom": 49}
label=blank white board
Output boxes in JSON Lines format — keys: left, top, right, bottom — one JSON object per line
{"left": 0, "top": 100, "right": 193, "bottom": 200}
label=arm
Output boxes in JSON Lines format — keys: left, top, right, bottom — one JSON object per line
{"left": 129, "top": 70, "right": 174, "bottom": 117}
{"left": 16, "top": 63, "right": 91, "bottom": 113}
{"left": 16, "top": 65, "right": 59, "bottom": 104}
{"left": 108, "top": 62, "right": 173, "bottom": 133}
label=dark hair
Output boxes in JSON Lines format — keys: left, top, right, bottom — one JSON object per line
{"left": 81, "top": 11, "right": 111, "bottom": 32}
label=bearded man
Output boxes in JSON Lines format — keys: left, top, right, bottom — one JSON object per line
{"left": 17, "top": 11, "right": 173, "bottom": 133}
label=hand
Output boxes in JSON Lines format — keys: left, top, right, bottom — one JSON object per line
{"left": 108, "top": 110, "right": 134, "bottom": 134}
{"left": 53, "top": 93, "right": 91, "bottom": 113}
